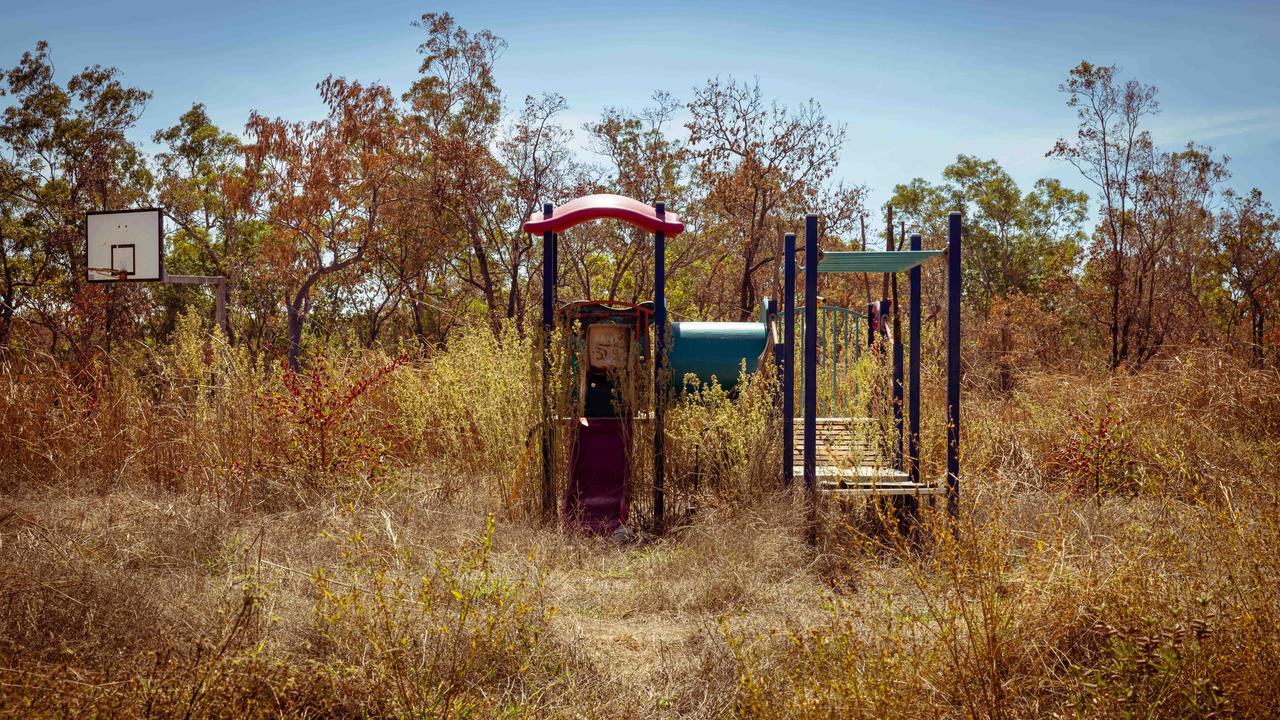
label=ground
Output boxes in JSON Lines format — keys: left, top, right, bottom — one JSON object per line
{"left": 3, "top": 349, "right": 1279, "bottom": 718}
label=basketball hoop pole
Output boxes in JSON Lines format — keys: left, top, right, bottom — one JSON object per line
{"left": 164, "top": 273, "right": 229, "bottom": 333}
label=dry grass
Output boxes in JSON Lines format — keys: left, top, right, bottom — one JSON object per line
{"left": 1, "top": 320, "right": 1279, "bottom": 718}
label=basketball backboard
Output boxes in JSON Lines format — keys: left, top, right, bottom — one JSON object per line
{"left": 86, "top": 208, "right": 163, "bottom": 282}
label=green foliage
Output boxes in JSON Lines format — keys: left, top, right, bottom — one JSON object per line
{"left": 890, "top": 154, "right": 1088, "bottom": 314}
{"left": 0, "top": 40, "right": 155, "bottom": 354}
{"left": 666, "top": 366, "right": 780, "bottom": 505}
{"left": 1067, "top": 614, "right": 1228, "bottom": 719}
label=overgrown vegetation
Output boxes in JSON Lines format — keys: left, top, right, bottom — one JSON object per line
{"left": 2, "top": 8, "right": 1279, "bottom": 719}
{"left": 2, "top": 322, "right": 1278, "bottom": 718}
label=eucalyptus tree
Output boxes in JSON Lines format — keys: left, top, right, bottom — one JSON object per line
{"left": 686, "top": 78, "right": 853, "bottom": 321}
{"left": 238, "top": 77, "right": 398, "bottom": 371}
{"left": 0, "top": 41, "right": 153, "bottom": 355}
{"left": 1217, "top": 188, "right": 1280, "bottom": 366}
{"left": 1049, "top": 61, "right": 1159, "bottom": 369}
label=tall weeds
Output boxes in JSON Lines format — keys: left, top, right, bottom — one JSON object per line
{"left": 2, "top": 319, "right": 1279, "bottom": 718}
{"left": 730, "top": 347, "right": 1280, "bottom": 719}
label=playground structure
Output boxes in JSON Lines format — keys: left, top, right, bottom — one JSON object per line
{"left": 784, "top": 214, "right": 961, "bottom": 531}
{"left": 524, "top": 194, "right": 962, "bottom": 535}
{"left": 86, "top": 194, "right": 959, "bottom": 534}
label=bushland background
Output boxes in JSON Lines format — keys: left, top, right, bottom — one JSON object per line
{"left": 1, "top": 12, "right": 1279, "bottom": 719}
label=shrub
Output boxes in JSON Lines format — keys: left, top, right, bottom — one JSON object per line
{"left": 664, "top": 367, "right": 780, "bottom": 514}
{"left": 241, "top": 353, "right": 405, "bottom": 494}
{"left": 1052, "top": 398, "right": 1136, "bottom": 500}
{"left": 383, "top": 322, "right": 538, "bottom": 505}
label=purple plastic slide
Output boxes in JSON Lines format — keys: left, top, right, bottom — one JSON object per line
{"left": 564, "top": 418, "right": 629, "bottom": 532}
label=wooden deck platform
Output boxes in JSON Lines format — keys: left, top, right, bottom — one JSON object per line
{"left": 793, "top": 417, "right": 940, "bottom": 497}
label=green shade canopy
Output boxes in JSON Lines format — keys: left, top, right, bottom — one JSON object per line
{"left": 801, "top": 250, "right": 944, "bottom": 274}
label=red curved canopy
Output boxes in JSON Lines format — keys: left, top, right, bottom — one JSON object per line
{"left": 523, "top": 193, "right": 685, "bottom": 236}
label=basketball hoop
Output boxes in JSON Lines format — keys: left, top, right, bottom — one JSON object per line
{"left": 86, "top": 267, "right": 130, "bottom": 281}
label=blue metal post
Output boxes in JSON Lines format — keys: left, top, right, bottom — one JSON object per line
{"left": 540, "top": 203, "right": 556, "bottom": 521}
{"left": 803, "top": 214, "right": 819, "bottom": 507}
{"left": 783, "top": 232, "right": 796, "bottom": 488}
{"left": 908, "top": 233, "right": 922, "bottom": 487}
{"left": 890, "top": 222, "right": 904, "bottom": 471}
{"left": 653, "top": 202, "right": 667, "bottom": 532}
{"left": 946, "top": 211, "right": 962, "bottom": 517}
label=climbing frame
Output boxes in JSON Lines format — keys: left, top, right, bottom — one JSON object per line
{"left": 781, "top": 213, "right": 960, "bottom": 520}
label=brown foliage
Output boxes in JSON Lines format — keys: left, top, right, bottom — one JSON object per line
{"left": 238, "top": 76, "right": 398, "bottom": 370}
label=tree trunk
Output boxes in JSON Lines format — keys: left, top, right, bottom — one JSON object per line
{"left": 471, "top": 237, "right": 501, "bottom": 338}
{"left": 0, "top": 230, "right": 12, "bottom": 349}
{"left": 286, "top": 299, "right": 305, "bottom": 372}
{"left": 409, "top": 296, "right": 430, "bottom": 350}
{"left": 738, "top": 244, "right": 757, "bottom": 322}
{"left": 284, "top": 273, "right": 324, "bottom": 373}
{"left": 1110, "top": 253, "right": 1122, "bottom": 371}
{"left": 0, "top": 295, "right": 12, "bottom": 348}
{"left": 1251, "top": 295, "right": 1264, "bottom": 368}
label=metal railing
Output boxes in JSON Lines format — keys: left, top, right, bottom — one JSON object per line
{"left": 794, "top": 305, "right": 865, "bottom": 418}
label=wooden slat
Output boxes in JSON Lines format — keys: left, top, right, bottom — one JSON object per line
{"left": 796, "top": 465, "right": 909, "bottom": 480}
{"left": 792, "top": 417, "right": 937, "bottom": 497}
{"left": 820, "top": 485, "right": 943, "bottom": 497}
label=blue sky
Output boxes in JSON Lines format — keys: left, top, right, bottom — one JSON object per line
{"left": 2, "top": 0, "right": 1277, "bottom": 216}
